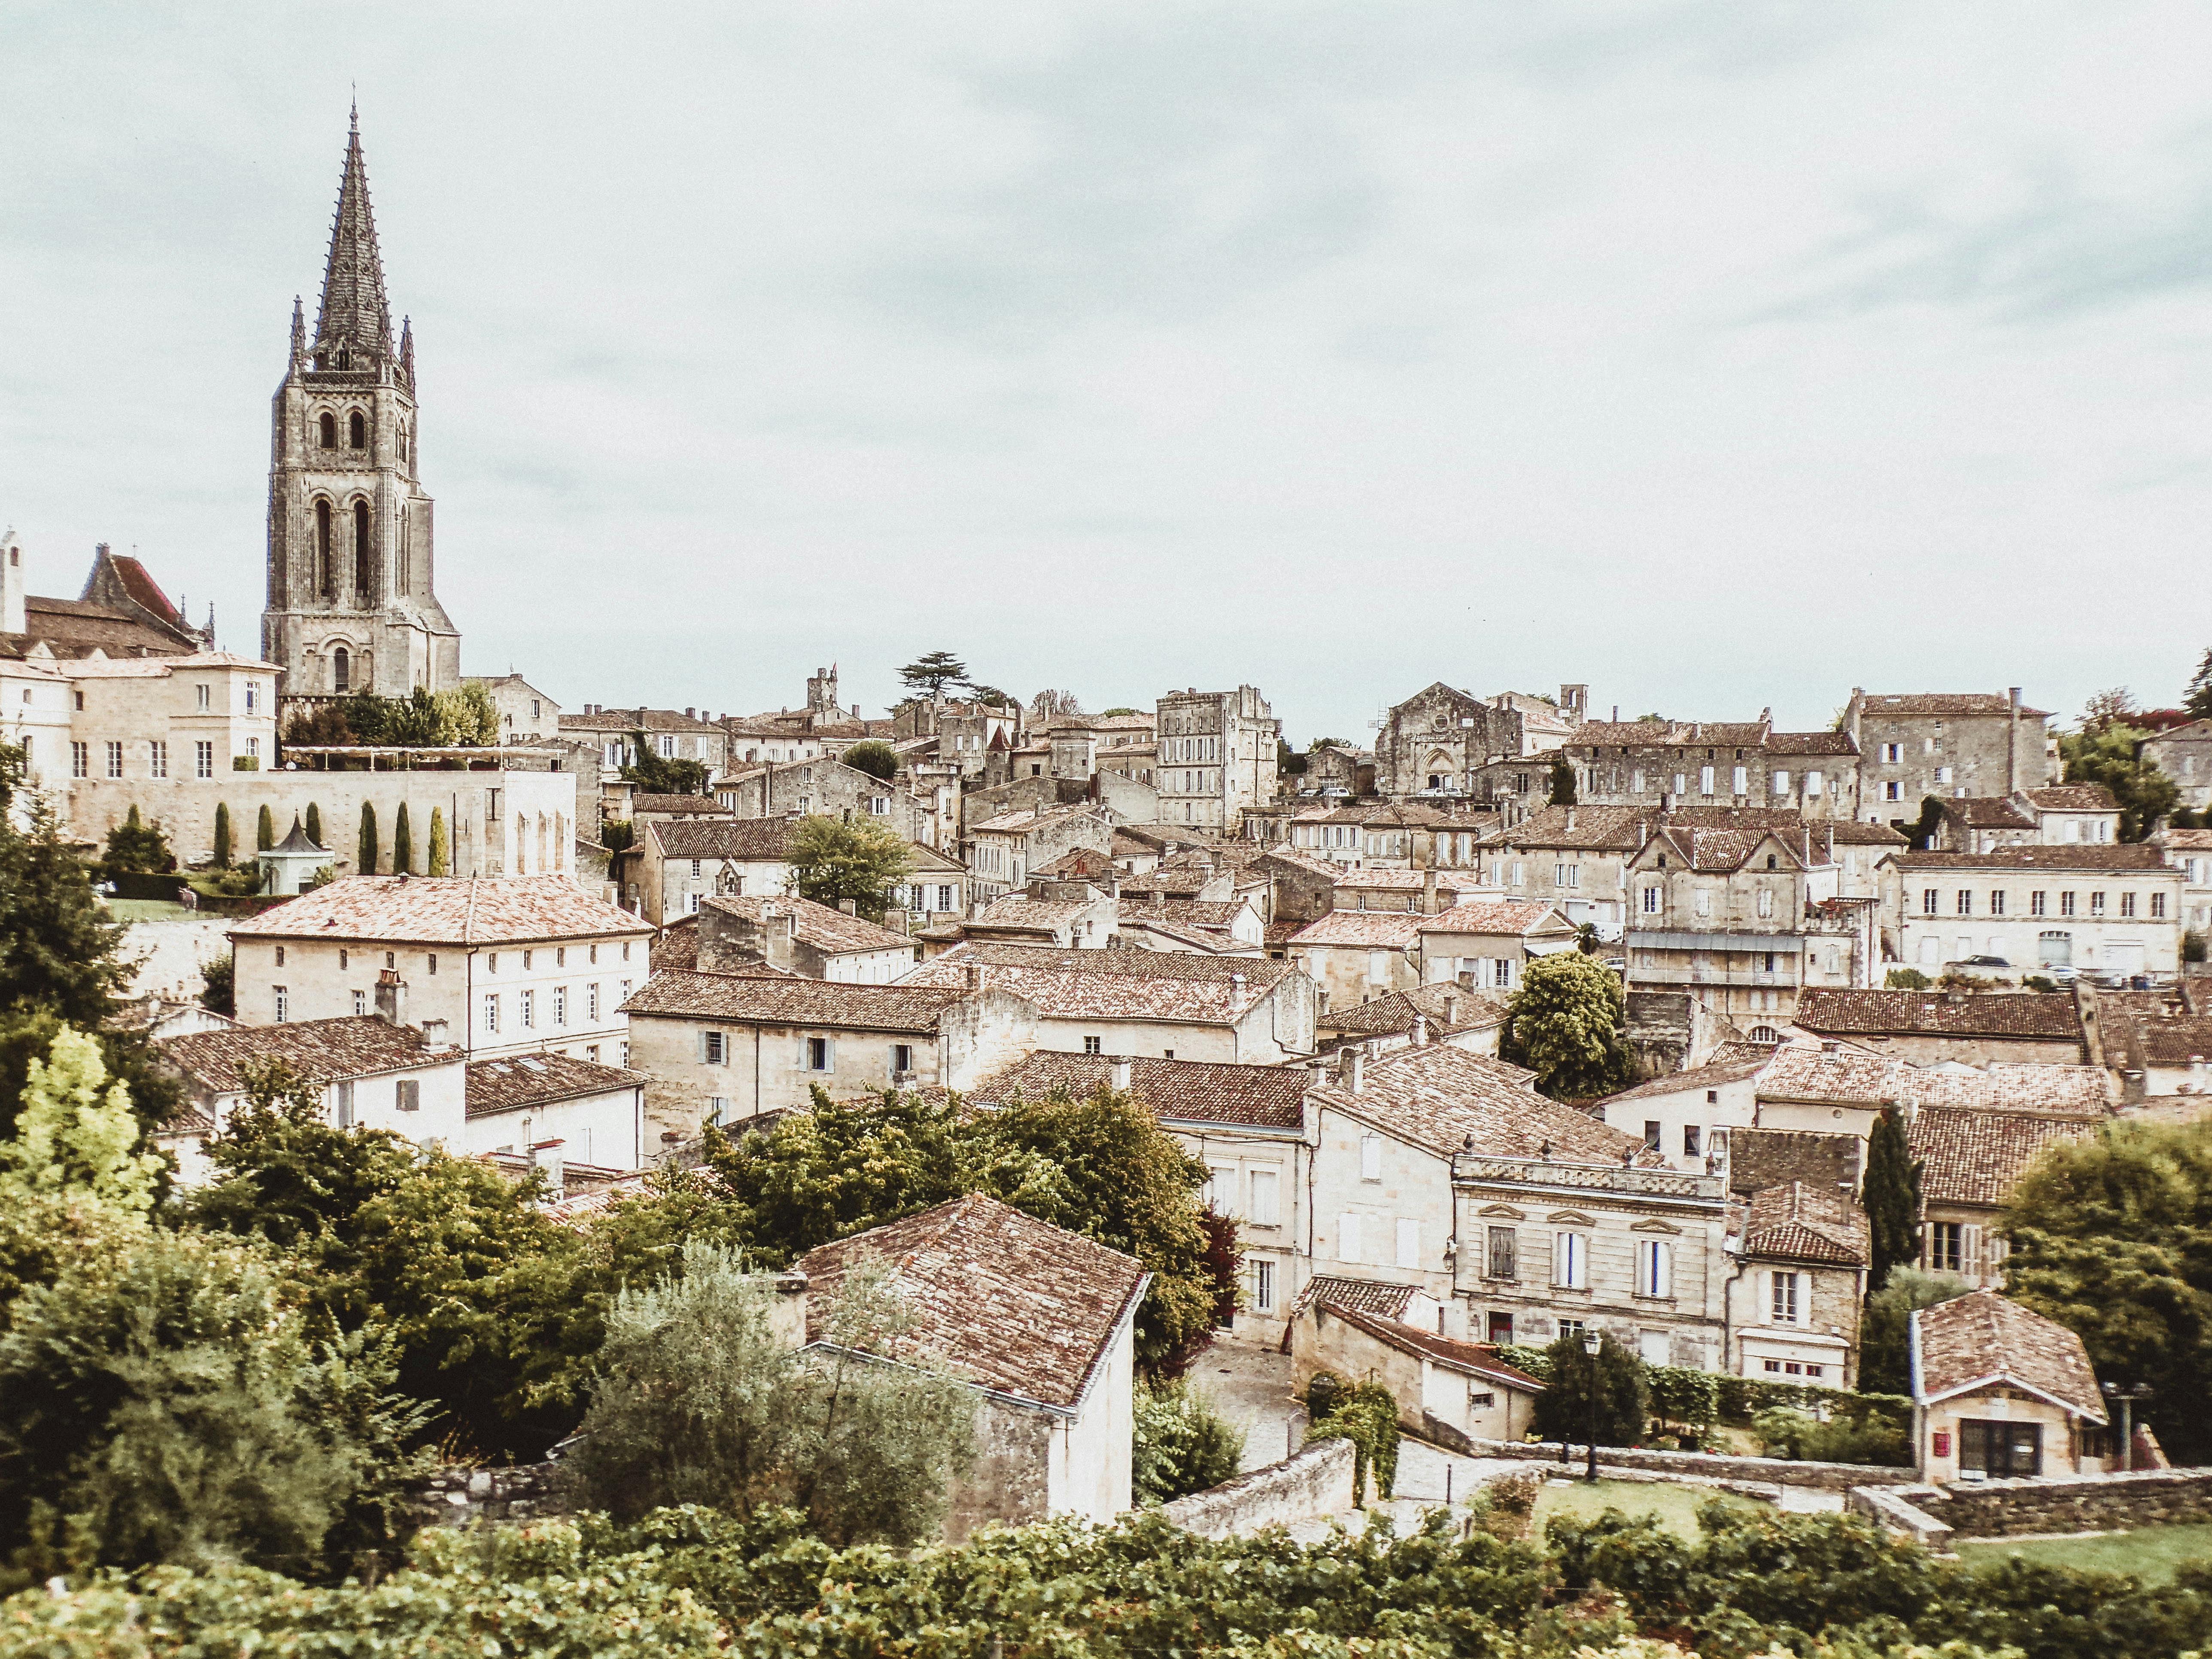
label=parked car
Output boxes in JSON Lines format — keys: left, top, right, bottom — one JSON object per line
{"left": 1953, "top": 955, "right": 2014, "bottom": 970}
{"left": 2041, "top": 965, "right": 2079, "bottom": 984}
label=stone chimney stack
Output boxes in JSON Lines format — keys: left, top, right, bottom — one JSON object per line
{"left": 0, "top": 530, "right": 24, "bottom": 638}
{"left": 1422, "top": 865, "right": 1440, "bottom": 916}
{"left": 1411, "top": 1012, "right": 1430, "bottom": 1046}
{"left": 1346, "top": 1045, "right": 1365, "bottom": 1093}
{"left": 373, "top": 969, "right": 408, "bottom": 1027}
{"left": 1110, "top": 1058, "right": 1133, "bottom": 1091}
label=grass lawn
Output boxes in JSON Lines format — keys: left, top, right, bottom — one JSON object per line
{"left": 105, "top": 899, "right": 196, "bottom": 922}
{"left": 1531, "top": 1477, "right": 1757, "bottom": 1541}
{"left": 1957, "top": 1523, "right": 2212, "bottom": 1585}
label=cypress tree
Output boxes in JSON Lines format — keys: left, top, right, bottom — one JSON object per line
{"left": 1549, "top": 754, "right": 1578, "bottom": 807}
{"left": 305, "top": 802, "right": 322, "bottom": 848}
{"left": 1864, "top": 1105, "right": 1923, "bottom": 1291}
{"left": 393, "top": 803, "right": 413, "bottom": 875}
{"left": 427, "top": 806, "right": 449, "bottom": 878}
{"left": 257, "top": 803, "right": 276, "bottom": 851}
{"left": 213, "top": 802, "right": 232, "bottom": 867}
{"left": 358, "top": 803, "right": 378, "bottom": 876}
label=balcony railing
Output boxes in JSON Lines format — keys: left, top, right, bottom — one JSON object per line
{"left": 1452, "top": 1155, "right": 1726, "bottom": 1203}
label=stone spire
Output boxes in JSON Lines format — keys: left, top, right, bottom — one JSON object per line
{"left": 398, "top": 314, "right": 414, "bottom": 387}
{"left": 289, "top": 294, "right": 306, "bottom": 365}
{"left": 313, "top": 104, "right": 394, "bottom": 368}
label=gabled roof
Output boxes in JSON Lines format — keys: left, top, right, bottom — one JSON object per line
{"left": 650, "top": 818, "right": 795, "bottom": 860}
{"left": 230, "top": 876, "right": 653, "bottom": 945}
{"left": 1308, "top": 1043, "right": 1638, "bottom": 1162}
{"left": 1735, "top": 1181, "right": 1869, "bottom": 1267}
{"left": 1763, "top": 731, "right": 1860, "bottom": 757}
{"left": 1795, "top": 990, "right": 2084, "bottom": 1044}
{"left": 1909, "top": 1107, "right": 2100, "bottom": 1209}
{"left": 1286, "top": 910, "right": 1425, "bottom": 948}
{"left": 2025, "top": 785, "right": 2118, "bottom": 813}
{"left": 1594, "top": 1051, "right": 1768, "bottom": 1107}
{"left": 620, "top": 970, "right": 968, "bottom": 1034}
{"left": 1488, "top": 804, "right": 1652, "bottom": 851}
{"left": 701, "top": 894, "right": 916, "bottom": 957}
{"left": 1636, "top": 825, "right": 1804, "bottom": 875}
{"left": 465, "top": 1052, "right": 647, "bottom": 1118}
{"left": 797, "top": 1194, "right": 1148, "bottom": 1411}
{"left": 1315, "top": 982, "right": 1509, "bottom": 1039}
{"left": 1942, "top": 797, "right": 2038, "bottom": 830}
{"left": 1416, "top": 899, "right": 1577, "bottom": 937}
{"left": 163, "top": 1015, "right": 449, "bottom": 1094}
{"left": 966, "top": 1051, "right": 1306, "bottom": 1130}
{"left": 1324, "top": 1304, "right": 1547, "bottom": 1392}
{"left": 1281, "top": 1274, "right": 1423, "bottom": 1328}
{"left": 1860, "top": 693, "right": 2051, "bottom": 719}
{"left": 1912, "top": 1291, "right": 2103, "bottom": 1421}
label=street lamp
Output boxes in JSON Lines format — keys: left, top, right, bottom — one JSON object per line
{"left": 2100, "top": 1381, "right": 2153, "bottom": 1472}
{"left": 1583, "top": 1331, "right": 1603, "bottom": 1484}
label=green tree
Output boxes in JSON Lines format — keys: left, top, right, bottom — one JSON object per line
{"left": 392, "top": 803, "right": 413, "bottom": 875}
{"left": 280, "top": 701, "right": 355, "bottom": 748}
{"left": 600, "top": 818, "right": 635, "bottom": 854}
{"left": 2004, "top": 1118, "right": 2212, "bottom": 1464}
{"left": 1857, "top": 1267, "right": 1972, "bottom": 1397}
{"left": 212, "top": 800, "right": 232, "bottom": 866}
{"left": 2061, "top": 725, "right": 2178, "bottom": 841}
{"left": 432, "top": 680, "right": 500, "bottom": 745}
{"left": 787, "top": 813, "right": 915, "bottom": 920}
{"left": 1132, "top": 1378, "right": 1246, "bottom": 1502}
{"left": 2187, "top": 649, "right": 2212, "bottom": 721}
{"left": 1548, "top": 754, "right": 1577, "bottom": 806}
{"left": 898, "top": 650, "right": 968, "bottom": 699}
{"left": 565, "top": 1243, "right": 975, "bottom": 1545}
{"left": 0, "top": 1027, "right": 162, "bottom": 1218}
{"left": 1531, "top": 1330, "right": 1648, "bottom": 1447}
{"left": 100, "top": 804, "right": 174, "bottom": 878}
{"left": 1501, "top": 952, "right": 1632, "bottom": 1099}
{"left": 621, "top": 740, "right": 711, "bottom": 798}
{"left": 1101, "top": 706, "right": 1141, "bottom": 717}
{"left": 199, "top": 949, "right": 235, "bottom": 1016}
{"left": 842, "top": 738, "right": 899, "bottom": 783}
{"left": 426, "top": 806, "right": 449, "bottom": 877}
{"left": 1278, "top": 738, "right": 1307, "bottom": 777}
{"left": 357, "top": 802, "right": 377, "bottom": 875}
{"left": 305, "top": 801, "right": 322, "bottom": 847}
{"left": 257, "top": 802, "right": 276, "bottom": 852}
{"left": 1863, "top": 1106, "right": 1922, "bottom": 1291}
{"left": 1886, "top": 966, "right": 1932, "bottom": 990}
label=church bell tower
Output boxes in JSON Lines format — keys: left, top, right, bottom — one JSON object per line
{"left": 263, "top": 106, "right": 461, "bottom": 699}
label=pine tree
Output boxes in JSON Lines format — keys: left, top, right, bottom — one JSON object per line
{"left": 357, "top": 803, "right": 377, "bottom": 876}
{"left": 305, "top": 802, "right": 322, "bottom": 847}
{"left": 392, "top": 804, "right": 413, "bottom": 875}
{"left": 1863, "top": 1105, "right": 1922, "bottom": 1291}
{"left": 213, "top": 802, "right": 232, "bottom": 867}
{"left": 427, "top": 806, "right": 449, "bottom": 877}
{"left": 257, "top": 803, "right": 276, "bottom": 852}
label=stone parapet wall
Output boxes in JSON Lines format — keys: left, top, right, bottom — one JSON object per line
{"left": 1465, "top": 1437, "right": 1919, "bottom": 1492}
{"left": 1162, "top": 1437, "right": 1357, "bottom": 1539}
{"left": 1901, "top": 1466, "right": 2212, "bottom": 1540}
{"left": 1847, "top": 1484, "right": 1953, "bottom": 1546}
{"left": 410, "top": 1462, "right": 568, "bottom": 1528}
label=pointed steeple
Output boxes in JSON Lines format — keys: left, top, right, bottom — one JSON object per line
{"left": 314, "top": 106, "right": 394, "bottom": 368}
{"left": 289, "top": 295, "right": 307, "bottom": 365}
{"left": 398, "top": 314, "right": 414, "bottom": 386}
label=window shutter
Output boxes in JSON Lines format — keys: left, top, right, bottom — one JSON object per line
{"left": 1962, "top": 1224, "right": 1984, "bottom": 1280}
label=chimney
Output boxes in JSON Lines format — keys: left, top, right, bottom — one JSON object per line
{"left": 963, "top": 961, "right": 981, "bottom": 993}
{"left": 1442, "top": 994, "right": 1458, "bottom": 1026}
{"left": 686, "top": 707, "right": 696, "bottom": 720}
{"left": 373, "top": 969, "right": 408, "bottom": 1027}
{"left": 1411, "top": 1012, "right": 1430, "bottom": 1046}
{"left": 838, "top": 898, "right": 858, "bottom": 916}
{"left": 1229, "top": 971, "right": 1248, "bottom": 1012}
{"left": 769, "top": 1270, "right": 810, "bottom": 1348}
{"left": 1110, "top": 1058, "right": 1133, "bottom": 1091}
{"left": 1346, "top": 1046, "right": 1365, "bottom": 1093}
{"left": 1422, "top": 865, "right": 1440, "bottom": 915}
{"left": 1565, "top": 806, "right": 1576, "bottom": 832}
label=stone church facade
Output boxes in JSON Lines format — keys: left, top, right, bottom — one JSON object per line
{"left": 262, "top": 110, "right": 462, "bottom": 700}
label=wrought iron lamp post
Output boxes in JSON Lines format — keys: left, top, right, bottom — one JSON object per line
{"left": 1583, "top": 1331, "right": 1602, "bottom": 1483}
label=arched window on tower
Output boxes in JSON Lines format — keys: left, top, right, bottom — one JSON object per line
{"left": 314, "top": 500, "right": 333, "bottom": 595}
{"left": 332, "top": 647, "right": 350, "bottom": 693}
{"left": 353, "top": 501, "right": 371, "bottom": 595}
{"left": 348, "top": 411, "right": 366, "bottom": 450}
{"left": 318, "top": 412, "right": 336, "bottom": 449}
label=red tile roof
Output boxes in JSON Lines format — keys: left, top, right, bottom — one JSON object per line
{"left": 1913, "top": 1290, "right": 2103, "bottom": 1420}
{"left": 465, "top": 1052, "right": 647, "bottom": 1118}
{"left": 622, "top": 970, "right": 967, "bottom": 1033}
{"left": 231, "top": 876, "right": 654, "bottom": 946}
{"left": 1735, "top": 1181, "right": 1869, "bottom": 1266}
{"left": 966, "top": 1051, "right": 1306, "bottom": 1130}
{"left": 1909, "top": 1107, "right": 2099, "bottom": 1209}
{"left": 1795, "top": 990, "right": 2083, "bottom": 1043}
{"left": 1324, "top": 1304, "right": 1547, "bottom": 1391}
{"left": 162, "top": 1015, "right": 448, "bottom": 1094}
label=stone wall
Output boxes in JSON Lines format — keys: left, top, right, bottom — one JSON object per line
{"left": 1863, "top": 1467, "right": 2212, "bottom": 1541}
{"left": 1465, "top": 1437, "right": 1920, "bottom": 1492}
{"left": 1162, "top": 1437, "right": 1357, "bottom": 1539}
{"left": 410, "top": 1462, "right": 569, "bottom": 1528}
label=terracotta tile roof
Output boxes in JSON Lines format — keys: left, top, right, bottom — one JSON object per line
{"left": 701, "top": 894, "right": 916, "bottom": 957}
{"left": 1331, "top": 869, "right": 1489, "bottom": 896}
{"left": 2025, "top": 786, "right": 2118, "bottom": 813}
{"left": 1909, "top": 1107, "right": 2099, "bottom": 1209}
{"left": 1315, "top": 983, "right": 1510, "bottom": 1039}
{"left": 902, "top": 943, "right": 1290, "bottom": 1025}
{"left": 1913, "top": 1290, "right": 2103, "bottom": 1420}
{"left": 1943, "top": 797, "right": 2038, "bottom": 830}
{"left": 1763, "top": 731, "right": 1860, "bottom": 757}
{"left": 621, "top": 969, "right": 966, "bottom": 1033}
{"left": 1568, "top": 719, "right": 1771, "bottom": 746}
{"left": 2155, "top": 829, "right": 2212, "bottom": 851}
{"left": 1117, "top": 867, "right": 1224, "bottom": 899}
{"left": 1757, "top": 1044, "right": 1906, "bottom": 1105}
{"left": 969, "top": 897, "right": 1096, "bottom": 934}
{"left": 651, "top": 819, "right": 794, "bottom": 860}
{"left": 632, "top": 794, "right": 728, "bottom": 815}
{"left": 6, "top": 597, "right": 200, "bottom": 660}
{"left": 2124, "top": 1013, "right": 2212, "bottom": 1068}
{"left": 1827, "top": 821, "right": 1911, "bottom": 846}
{"left": 465, "top": 1052, "right": 647, "bottom": 1118}
{"left": 1117, "top": 897, "right": 1252, "bottom": 931}
{"left": 1489, "top": 805, "right": 1652, "bottom": 851}
{"left": 163, "top": 1015, "right": 449, "bottom": 1094}
{"left": 1309, "top": 1043, "right": 1640, "bottom": 1162}
{"left": 1324, "top": 1303, "right": 1547, "bottom": 1391}
{"left": 1795, "top": 990, "right": 2084, "bottom": 1043}
{"left": 652, "top": 917, "right": 700, "bottom": 970}
{"left": 1286, "top": 911, "right": 1425, "bottom": 948}
{"left": 230, "top": 876, "right": 654, "bottom": 946}
{"left": 971, "top": 805, "right": 1105, "bottom": 836}
{"left": 1595, "top": 1052, "right": 1768, "bottom": 1108}
{"left": 1728, "top": 1128, "right": 1859, "bottom": 1197}
{"left": 1416, "top": 899, "right": 1575, "bottom": 936}
{"left": 561, "top": 707, "right": 723, "bottom": 733}
{"left": 1036, "top": 848, "right": 1113, "bottom": 879}
{"left": 1281, "top": 1275, "right": 1421, "bottom": 1328}
{"left": 1736, "top": 1181, "right": 1869, "bottom": 1266}
{"left": 1904, "top": 1065, "right": 2112, "bottom": 1117}
{"left": 1862, "top": 693, "right": 2051, "bottom": 719}
{"left": 797, "top": 1194, "right": 1148, "bottom": 1410}
{"left": 1641, "top": 826, "right": 1798, "bottom": 875}
{"left": 1888, "top": 845, "right": 2170, "bottom": 872}
{"left": 966, "top": 1051, "right": 1306, "bottom": 1130}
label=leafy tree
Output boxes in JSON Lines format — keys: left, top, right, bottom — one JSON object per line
{"left": 2061, "top": 726, "right": 2178, "bottom": 840}
{"left": 564, "top": 1243, "right": 975, "bottom": 1545}
{"left": 1101, "top": 706, "right": 1141, "bottom": 717}
{"left": 280, "top": 701, "right": 355, "bottom": 747}
{"left": 1548, "top": 755, "right": 1577, "bottom": 806}
{"left": 432, "top": 680, "right": 499, "bottom": 745}
{"left": 898, "top": 650, "right": 968, "bottom": 699}
{"left": 842, "top": 738, "right": 899, "bottom": 783}
{"left": 1863, "top": 1106, "right": 1922, "bottom": 1291}
{"left": 1886, "top": 966, "right": 1931, "bottom": 990}
{"left": 0, "top": 1225, "right": 432, "bottom": 1583}
{"left": 212, "top": 800, "right": 232, "bottom": 866}
{"left": 305, "top": 801, "right": 322, "bottom": 847}
{"left": 1857, "top": 1267, "right": 1972, "bottom": 1396}
{"left": 100, "top": 805, "right": 174, "bottom": 879}
{"left": 1132, "top": 1378, "right": 1246, "bottom": 1503}
{"left": 2081, "top": 686, "right": 2139, "bottom": 734}
{"left": 2187, "top": 649, "right": 2212, "bottom": 721}
{"left": 257, "top": 802, "right": 276, "bottom": 852}
{"left": 787, "top": 813, "right": 914, "bottom": 920}
{"left": 1278, "top": 738, "right": 1307, "bottom": 777}
{"left": 0, "top": 1027, "right": 162, "bottom": 1217}
{"left": 621, "top": 740, "right": 710, "bottom": 798}
{"left": 199, "top": 949, "right": 235, "bottom": 1016}
{"left": 426, "top": 805, "right": 449, "bottom": 877}
{"left": 392, "top": 802, "right": 413, "bottom": 875}
{"left": 1500, "top": 951, "right": 1633, "bottom": 1099}
{"left": 1531, "top": 1330, "right": 1648, "bottom": 1447}
{"left": 964, "top": 683, "right": 1015, "bottom": 709}
{"left": 2004, "top": 1118, "right": 2212, "bottom": 1464}
{"left": 357, "top": 802, "right": 377, "bottom": 875}
{"left": 599, "top": 818, "right": 635, "bottom": 854}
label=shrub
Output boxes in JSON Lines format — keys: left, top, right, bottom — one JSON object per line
{"left": 1531, "top": 1331, "right": 1647, "bottom": 1448}
{"left": 1752, "top": 1405, "right": 1911, "bottom": 1466}
{"left": 1496, "top": 1343, "right": 1556, "bottom": 1382}
{"left": 212, "top": 802, "right": 231, "bottom": 867}
{"left": 1886, "top": 967, "right": 1932, "bottom": 990}
{"left": 1302, "top": 1369, "right": 1399, "bottom": 1503}
{"left": 1646, "top": 1364, "right": 1719, "bottom": 1432}
{"left": 99, "top": 805, "right": 173, "bottom": 880}
{"left": 1132, "top": 1378, "right": 1246, "bottom": 1502}
{"left": 198, "top": 950, "right": 234, "bottom": 1016}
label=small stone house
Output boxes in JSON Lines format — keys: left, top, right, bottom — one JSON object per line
{"left": 696, "top": 894, "right": 918, "bottom": 984}
{"left": 1414, "top": 898, "right": 1582, "bottom": 993}
{"left": 1790, "top": 989, "right": 2087, "bottom": 1067}
{"left": 797, "top": 1194, "right": 1149, "bottom": 1542}
{"left": 1591, "top": 1049, "right": 1769, "bottom": 1174}
{"left": 1291, "top": 1299, "right": 1544, "bottom": 1450}
{"left": 1724, "top": 1181, "right": 1870, "bottom": 1387}
{"left": 630, "top": 816, "right": 794, "bottom": 923}
{"left": 1911, "top": 1291, "right": 2107, "bottom": 1483}
{"left": 1907, "top": 1106, "right": 2102, "bottom": 1287}
{"left": 1313, "top": 983, "right": 1508, "bottom": 1060}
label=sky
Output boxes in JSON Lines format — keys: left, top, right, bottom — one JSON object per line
{"left": 4, "top": 3, "right": 2210, "bottom": 744}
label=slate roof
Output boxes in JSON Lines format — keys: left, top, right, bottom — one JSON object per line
{"left": 1309, "top": 1043, "right": 1642, "bottom": 1162}
{"left": 231, "top": 876, "right": 654, "bottom": 946}
{"left": 1913, "top": 1291, "right": 2103, "bottom": 1420}
{"left": 902, "top": 943, "right": 1290, "bottom": 1024}
{"left": 1909, "top": 1107, "right": 2100, "bottom": 1209}
{"left": 1315, "top": 982, "right": 1510, "bottom": 1039}
{"left": 1324, "top": 1304, "right": 1547, "bottom": 1391}
{"left": 1795, "top": 990, "right": 2084, "bottom": 1044}
{"left": 701, "top": 894, "right": 916, "bottom": 957}
{"left": 163, "top": 1016, "right": 448, "bottom": 1094}
{"left": 1887, "top": 845, "right": 2170, "bottom": 872}
{"left": 1735, "top": 1181, "right": 1870, "bottom": 1267}
{"left": 465, "top": 1052, "right": 647, "bottom": 1118}
{"left": 966, "top": 1051, "right": 1307, "bottom": 1130}
{"left": 621, "top": 970, "right": 967, "bottom": 1033}
{"left": 651, "top": 818, "right": 795, "bottom": 860}
{"left": 797, "top": 1194, "right": 1149, "bottom": 1411}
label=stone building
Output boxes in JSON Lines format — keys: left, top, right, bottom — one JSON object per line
{"left": 694, "top": 894, "right": 918, "bottom": 984}
{"left": 1911, "top": 1292, "right": 2107, "bottom": 1483}
{"left": 1908, "top": 1105, "right": 2101, "bottom": 1288}
{"left": 1155, "top": 685, "right": 1279, "bottom": 830}
{"left": 1844, "top": 690, "right": 2056, "bottom": 821}
{"left": 1559, "top": 717, "right": 1862, "bottom": 822}
{"left": 465, "top": 673, "right": 561, "bottom": 743}
{"left": 715, "top": 757, "right": 933, "bottom": 845}
{"left": 263, "top": 111, "right": 462, "bottom": 699}
{"left": 2150, "top": 826, "right": 2212, "bottom": 938}
{"left": 2, "top": 535, "right": 213, "bottom": 661}
{"left": 1791, "top": 989, "right": 2088, "bottom": 1066}
{"left": 1881, "top": 845, "right": 2183, "bottom": 978}
{"left": 626, "top": 817, "right": 793, "bottom": 923}
{"left": 2140, "top": 719, "right": 2212, "bottom": 811}
{"left": 965, "top": 804, "right": 1118, "bottom": 902}
{"left": 1290, "top": 1302, "right": 1544, "bottom": 1449}
{"left": 1373, "top": 683, "right": 1534, "bottom": 802}
{"left": 1723, "top": 1182, "right": 1870, "bottom": 1387}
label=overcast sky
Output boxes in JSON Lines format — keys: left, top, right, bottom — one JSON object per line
{"left": 5, "top": 3, "right": 2209, "bottom": 742}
